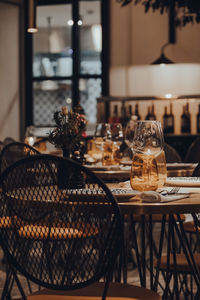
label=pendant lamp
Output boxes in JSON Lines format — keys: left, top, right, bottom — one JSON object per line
{"left": 151, "top": 43, "right": 174, "bottom": 65}
{"left": 27, "top": 0, "right": 38, "bottom": 33}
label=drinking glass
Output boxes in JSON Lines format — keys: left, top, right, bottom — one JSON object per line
{"left": 91, "top": 123, "right": 110, "bottom": 163}
{"left": 130, "top": 120, "right": 166, "bottom": 191}
{"left": 111, "top": 123, "right": 123, "bottom": 164}
{"left": 124, "top": 118, "right": 138, "bottom": 159}
{"left": 102, "top": 123, "right": 123, "bottom": 165}
{"left": 124, "top": 119, "right": 135, "bottom": 148}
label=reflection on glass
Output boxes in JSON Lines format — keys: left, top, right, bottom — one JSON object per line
{"left": 79, "top": 78, "right": 102, "bottom": 124}
{"left": 130, "top": 121, "right": 165, "bottom": 191}
{"left": 33, "top": 80, "right": 72, "bottom": 126}
{"left": 33, "top": 4, "right": 72, "bottom": 78}
{"left": 79, "top": 1, "right": 102, "bottom": 75}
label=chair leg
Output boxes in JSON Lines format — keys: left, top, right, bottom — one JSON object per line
{"left": 1, "top": 268, "right": 12, "bottom": 300}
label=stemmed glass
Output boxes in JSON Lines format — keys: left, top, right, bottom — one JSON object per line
{"left": 124, "top": 118, "right": 137, "bottom": 159}
{"left": 130, "top": 120, "right": 165, "bottom": 191}
{"left": 102, "top": 123, "right": 123, "bottom": 165}
{"left": 110, "top": 123, "right": 123, "bottom": 164}
{"left": 93, "top": 123, "right": 110, "bottom": 163}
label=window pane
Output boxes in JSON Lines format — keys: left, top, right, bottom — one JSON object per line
{"left": 33, "top": 81, "right": 72, "bottom": 126}
{"left": 33, "top": 4, "right": 73, "bottom": 78}
{"left": 79, "top": 1, "right": 102, "bottom": 75}
{"left": 79, "top": 78, "right": 102, "bottom": 124}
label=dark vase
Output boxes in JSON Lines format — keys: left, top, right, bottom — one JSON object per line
{"left": 58, "top": 147, "right": 85, "bottom": 189}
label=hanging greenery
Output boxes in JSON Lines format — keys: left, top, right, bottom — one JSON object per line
{"left": 117, "top": 0, "right": 200, "bottom": 26}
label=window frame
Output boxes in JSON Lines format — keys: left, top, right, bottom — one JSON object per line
{"left": 25, "top": 0, "right": 110, "bottom": 127}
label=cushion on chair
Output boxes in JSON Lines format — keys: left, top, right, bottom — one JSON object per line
{"left": 0, "top": 216, "right": 22, "bottom": 229}
{"left": 27, "top": 282, "right": 161, "bottom": 300}
{"left": 133, "top": 214, "right": 185, "bottom": 222}
{"left": 18, "top": 222, "right": 99, "bottom": 240}
{"left": 183, "top": 221, "right": 200, "bottom": 233}
{"left": 155, "top": 253, "right": 200, "bottom": 273}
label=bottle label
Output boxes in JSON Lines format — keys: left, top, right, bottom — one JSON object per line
{"left": 168, "top": 117, "right": 173, "bottom": 127}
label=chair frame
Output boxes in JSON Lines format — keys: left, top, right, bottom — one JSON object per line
{"left": 0, "top": 141, "right": 40, "bottom": 174}
{"left": 0, "top": 155, "right": 123, "bottom": 300}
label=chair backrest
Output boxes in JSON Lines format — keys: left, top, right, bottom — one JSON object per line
{"left": 164, "top": 143, "right": 182, "bottom": 163}
{"left": 192, "top": 163, "right": 200, "bottom": 177}
{"left": 0, "top": 141, "right": 40, "bottom": 173}
{"left": 0, "top": 141, "right": 4, "bottom": 153}
{"left": 184, "top": 137, "right": 200, "bottom": 163}
{"left": 3, "top": 137, "right": 15, "bottom": 145}
{"left": 0, "top": 155, "right": 123, "bottom": 293}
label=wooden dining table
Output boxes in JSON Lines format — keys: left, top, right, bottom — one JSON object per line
{"left": 110, "top": 183, "right": 200, "bottom": 296}
{"left": 84, "top": 162, "right": 197, "bottom": 182}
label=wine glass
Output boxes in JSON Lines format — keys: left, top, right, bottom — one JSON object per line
{"left": 124, "top": 117, "right": 138, "bottom": 159}
{"left": 102, "top": 123, "right": 123, "bottom": 166}
{"left": 92, "top": 123, "right": 110, "bottom": 163}
{"left": 111, "top": 123, "right": 123, "bottom": 164}
{"left": 130, "top": 120, "right": 165, "bottom": 191}
{"left": 124, "top": 119, "right": 135, "bottom": 148}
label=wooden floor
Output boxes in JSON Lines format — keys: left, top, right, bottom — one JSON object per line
{"left": 0, "top": 246, "right": 196, "bottom": 299}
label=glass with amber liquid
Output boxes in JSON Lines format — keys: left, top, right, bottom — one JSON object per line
{"left": 102, "top": 123, "right": 123, "bottom": 165}
{"left": 90, "top": 123, "right": 110, "bottom": 163}
{"left": 130, "top": 120, "right": 165, "bottom": 191}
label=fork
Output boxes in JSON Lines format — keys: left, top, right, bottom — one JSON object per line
{"left": 160, "top": 187, "right": 180, "bottom": 195}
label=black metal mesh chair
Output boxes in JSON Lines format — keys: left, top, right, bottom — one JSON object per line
{"left": 3, "top": 137, "right": 15, "bottom": 146}
{"left": 0, "top": 155, "right": 161, "bottom": 300}
{"left": 0, "top": 141, "right": 40, "bottom": 174}
{"left": 0, "top": 141, "right": 4, "bottom": 153}
{"left": 164, "top": 143, "right": 182, "bottom": 163}
{"left": 184, "top": 137, "right": 200, "bottom": 163}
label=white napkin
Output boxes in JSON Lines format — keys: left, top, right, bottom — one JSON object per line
{"left": 140, "top": 191, "right": 189, "bottom": 203}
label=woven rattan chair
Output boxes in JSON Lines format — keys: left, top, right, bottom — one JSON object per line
{"left": 0, "top": 155, "right": 161, "bottom": 300}
{"left": 0, "top": 141, "right": 40, "bottom": 173}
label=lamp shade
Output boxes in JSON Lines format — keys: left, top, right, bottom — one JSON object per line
{"left": 151, "top": 53, "right": 174, "bottom": 65}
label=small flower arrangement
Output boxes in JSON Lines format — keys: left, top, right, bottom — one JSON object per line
{"left": 48, "top": 106, "right": 87, "bottom": 154}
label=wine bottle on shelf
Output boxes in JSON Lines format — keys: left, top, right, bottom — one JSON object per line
{"left": 145, "top": 106, "right": 151, "bottom": 120}
{"left": 163, "top": 106, "right": 169, "bottom": 134}
{"left": 150, "top": 104, "right": 156, "bottom": 120}
{"left": 185, "top": 102, "right": 191, "bottom": 133}
{"left": 124, "top": 104, "right": 133, "bottom": 126}
{"left": 197, "top": 104, "right": 200, "bottom": 133}
{"left": 181, "top": 105, "right": 190, "bottom": 133}
{"left": 168, "top": 103, "right": 174, "bottom": 133}
{"left": 109, "top": 105, "right": 121, "bottom": 124}
{"left": 120, "top": 103, "right": 126, "bottom": 128}
{"left": 146, "top": 104, "right": 156, "bottom": 120}
{"left": 134, "top": 103, "right": 141, "bottom": 120}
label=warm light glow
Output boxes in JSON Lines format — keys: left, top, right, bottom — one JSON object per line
{"left": 67, "top": 20, "right": 74, "bottom": 26}
{"left": 25, "top": 137, "right": 35, "bottom": 146}
{"left": 164, "top": 93, "right": 173, "bottom": 99}
{"left": 67, "top": 19, "right": 82, "bottom": 26}
{"left": 27, "top": 28, "right": 38, "bottom": 33}
{"left": 66, "top": 98, "right": 72, "bottom": 104}
{"left": 110, "top": 64, "right": 200, "bottom": 97}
